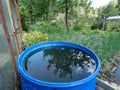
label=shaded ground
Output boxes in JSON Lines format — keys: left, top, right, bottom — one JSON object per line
{"left": 98, "top": 53, "right": 120, "bottom": 89}
{"left": 0, "top": 54, "right": 16, "bottom": 90}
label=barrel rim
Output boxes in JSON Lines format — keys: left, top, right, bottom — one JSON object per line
{"left": 17, "top": 41, "right": 101, "bottom": 88}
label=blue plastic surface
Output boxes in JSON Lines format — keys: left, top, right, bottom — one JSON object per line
{"left": 17, "top": 41, "right": 101, "bottom": 90}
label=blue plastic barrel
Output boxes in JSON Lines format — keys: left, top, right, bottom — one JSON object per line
{"left": 17, "top": 41, "right": 101, "bottom": 90}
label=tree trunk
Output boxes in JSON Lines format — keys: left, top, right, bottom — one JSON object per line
{"left": 65, "top": 0, "right": 69, "bottom": 32}
{"left": 29, "top": 16, "right": 31, "bottom": 26}
{"left": 97, "top": 15, "right": 100, "bottom": 29}
{"left": 45, "top": 12, "right": 48, "bottom": 21}
{"left": 102, "top": 16, "right": 106, "bottom": 30}
{"left": 53, "top": 10, "right": 56, "bottom": 20}
{"left": 44, "top": 0, "right": 49, "bottom": 21}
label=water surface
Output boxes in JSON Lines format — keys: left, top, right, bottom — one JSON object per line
{"left": 24, "top": 46, "right": 96, "bottom": 83}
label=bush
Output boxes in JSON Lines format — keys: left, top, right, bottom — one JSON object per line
{"left": 91, "top": 21, "right": 103, "bottom": 30}
{"left": 73, "top": 23, "right": 84, "bottom": 31}
{"left": 106, "top": 21, "right": 120, "bottom": 32}
{"left": 22, "top": 31, "right": 48, "bottom": 49}
{"left": 30, "top": 22, "right": 64, "bottom": 33}
{"left": 91, "top": 23, "right": 97, "bottom": 30}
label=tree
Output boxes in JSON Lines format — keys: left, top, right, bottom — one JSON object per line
{"left": 18, "top": 0, "right": 92, "bottom": 31}
{"left": 79, "top": 0, "right": 92, "bottom": 17}
{"left": 17, "top": 0, "right": 29, "bottom": 30}
{"left": 116, "top": 0, "right": 120, "bottom": 14}
{"left": 55, "top": 0, "right": 80, "bottom": 32}
{"left": 101, "top": 2, "right": 118, "bottom": 17}
{"left": 18, "top": 0, "right": 50, "bottom": 24}
{"left": 65, "top": 0, "right": 70, "bottom": 32}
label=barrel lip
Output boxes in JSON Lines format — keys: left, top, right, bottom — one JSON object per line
{"left": 17, "top": 41, "right": 101, "bottom": 88}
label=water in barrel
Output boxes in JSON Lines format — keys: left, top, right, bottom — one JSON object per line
{"left": 24, "top": 46, "right": 96, "bottom": 83}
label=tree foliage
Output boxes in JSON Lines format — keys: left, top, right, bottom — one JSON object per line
{"left": 101, "top": 2, "right": 118, "bottom": 17}
{"left": 18, "top": 0, "right": 50, "bottom": 19}
{"left": 18, "top": 0, "right": 92, "bottom": 31}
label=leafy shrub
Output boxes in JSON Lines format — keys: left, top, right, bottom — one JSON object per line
{"left": 91, "top": 23, "right": 97, "bottom": 30}
{"left": 73, "top": 23, "right": 84, "bottom": 31}
{"left": 91, "top": 21, "right": 103, "bottom": 30}
{"left": 106, "top": 21, "right": 120, "bottom": 32}
{"left": 22, "top": 31, "right": 48, "bottom": 49}
{"left": 30, "top": 22, "right": 64, "bottom": 33}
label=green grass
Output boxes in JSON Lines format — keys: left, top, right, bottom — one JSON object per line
{"left": 47, "top": 31, "right": 120, "bottom": 65}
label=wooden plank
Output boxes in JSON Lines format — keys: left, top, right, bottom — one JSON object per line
{"left": 96, "top": 78, "right": 115, "bottom": 90}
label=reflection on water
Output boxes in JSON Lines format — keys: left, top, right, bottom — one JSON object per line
{"left": 24, "top": 46, "right": 96, "bottom": 83}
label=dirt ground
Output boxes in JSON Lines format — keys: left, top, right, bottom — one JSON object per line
{"left": 98, "top": 53, "right": 120, "bottom": 90}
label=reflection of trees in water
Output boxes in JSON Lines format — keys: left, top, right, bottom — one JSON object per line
{"left": 43, "top": 47, "right": 95, "bottom": 78}
{"left": 24, "top": 57, "right": 31, "bottom": 71}
{"left": 24, "top": 60, "right": 28, "bottom": 71}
